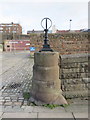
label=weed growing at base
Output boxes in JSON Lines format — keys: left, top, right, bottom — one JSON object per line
{"left": 23, "top": 92, "right": 69, "bottom": 109}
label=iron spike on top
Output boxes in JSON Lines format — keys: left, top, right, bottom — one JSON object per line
{"left": 39, "top": 18, "right": 53, "bottom": 52}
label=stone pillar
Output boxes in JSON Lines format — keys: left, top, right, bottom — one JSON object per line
{"left": 30, "top": 52, "right": 68, "bottom": 105}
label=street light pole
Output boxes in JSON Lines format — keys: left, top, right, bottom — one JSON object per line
{"left": 69, "top": 19, "right": 72, "bottom": 31}
{"left": 11, "top": 22, "right": 15, "bottom": 53}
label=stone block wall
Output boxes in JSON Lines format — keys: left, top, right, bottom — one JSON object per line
{"left": 59, "top": 53, "right": 89, "bottom": 99}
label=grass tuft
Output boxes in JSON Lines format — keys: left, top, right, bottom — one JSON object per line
{"left": 23, "top": 92, "right": 30, "bottom": 100}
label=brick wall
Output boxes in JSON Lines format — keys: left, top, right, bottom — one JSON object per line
{"left": 29, "top": 32, "right": 89, "bottom": 55}
{"left": 3, "top": 32, "right": 89, "bottom": 54}
{"left": 59, "top": 53, "right": 89, "bottom": 99}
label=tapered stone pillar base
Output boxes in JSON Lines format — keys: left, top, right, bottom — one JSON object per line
{"left": 30, "top": 52, "right": 68, "bottom": 105}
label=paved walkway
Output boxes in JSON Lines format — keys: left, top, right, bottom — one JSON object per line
{"left": 0, "top": 51, "right": 89, "bottom": 119}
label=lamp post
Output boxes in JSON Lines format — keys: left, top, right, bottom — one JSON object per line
{"left": 11, "top": 22, "right": 15, "bottom": 53}
{"left": 69, "top": 19, "right": 72, "bottom": 31}
{"left": 11, "top": 22, "right": 14, "bottom": 39}
{"left": 39, "top": 17, "right": 53, "bottom": 52}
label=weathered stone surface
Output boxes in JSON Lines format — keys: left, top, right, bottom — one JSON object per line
{"left": 63, "top": 90, "right": 88, "bottom": 98}
{"left": 60, "top": 53, "right": 89, "bottom": 98}
{"left": 30, "top": 52, "right": 67, "bottom": 105}
{"left": 61, "top": 56, "right": 88, "bottom": 63}
{"left": 33, "top": 66, "right": 60, "bottom": 81}
{"left": 34, "top": 52, "right": 59, "bottom": 67}
{"left": 63, "top": 83, "right": 87, "bottom": 91}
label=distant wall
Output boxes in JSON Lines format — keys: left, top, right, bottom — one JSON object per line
{"left": 29, "top": 32, "right": 89, "bottom": 55}
{"left": 3, "top": 32, "right": 89, "bottom": 55}
{"left": 60, "top": 53, "right": 89, "bottom": 99}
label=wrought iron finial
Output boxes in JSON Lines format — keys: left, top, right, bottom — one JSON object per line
{"left": 39, "top": 17, "right": 53, "bottom": 52}
{"left": 41, "top": 17, "right": 52, "bottom": 30}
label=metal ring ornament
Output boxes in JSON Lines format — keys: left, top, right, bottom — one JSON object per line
{"left": 41, "top": 17, "right": 52, "bottom": 30}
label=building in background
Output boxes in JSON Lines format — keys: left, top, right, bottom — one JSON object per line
{"left": 0, "top": 23, "right": 22, "bottom": 35}
{"left": 27, "top": 29, "right": 44, "bottom": 34}
{"left": 56, "top": 30, "right": 81, "bottom": 33}
{"left": 52, "top": 25, "right": 57, "bottom": 33}
{"left": 56, "top": 30, "right": 69, "bottom": 33}
{"left": 4, "top": 40, "right": 30, "bottom": 51}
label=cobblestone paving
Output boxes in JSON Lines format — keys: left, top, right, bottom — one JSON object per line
{"left": 0, "top": 51, "right": 34, "bottom": 112}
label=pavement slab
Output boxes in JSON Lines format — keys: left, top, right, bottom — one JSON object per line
{"left": 23, "top": 106, "right": 34, "bottom": 113}
{"left": 2, "top": 113, "right": 37, "bottom": 118}
{"left": 73, "top": 113, "right": 88, "bottom": 118}
{"left": 32, "top": 106, "right": 66, "bottom": 113}
{"left": 0, "top": 112, "right": 3, "bottom": 118}
{"left": 65, "top": 104, "right": 88, "bottom": 113}
{"left": 38, "top": 112, "right": 74, "bottom": 118}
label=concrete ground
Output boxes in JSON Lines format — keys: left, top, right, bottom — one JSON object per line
{"left": 0, "top": 51, "right": 89, "bottom": 119}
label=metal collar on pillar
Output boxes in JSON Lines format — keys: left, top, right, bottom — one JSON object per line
{"left": 39, "top": 18, "right": 53, "bottom": 52}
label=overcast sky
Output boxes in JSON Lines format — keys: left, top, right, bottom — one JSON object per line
{"left": 0, "top": 0, "right": 89, "bottom": 33}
